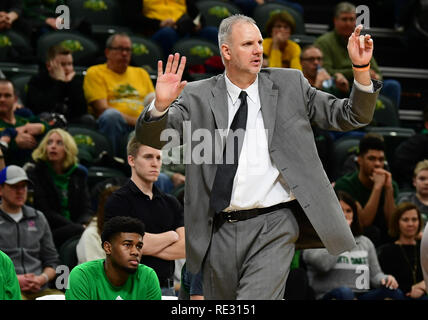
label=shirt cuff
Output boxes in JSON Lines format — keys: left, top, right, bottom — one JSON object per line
{"left": 353, "top": 79, "right": 373, "bottom": 93}
{"left": 148, "top": 100, "right": 168, "bottom": 118}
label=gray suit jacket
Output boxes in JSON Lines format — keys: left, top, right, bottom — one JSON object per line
{"left": 136, "top": 68, "right": 382, "bottom": 273}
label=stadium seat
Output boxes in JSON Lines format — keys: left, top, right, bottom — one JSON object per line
{"left": 253, "top": 3, "right": 306, "bottom": 36}
{"left": 172, "top": 37, "right": 221, "bottom": 80}
{"left": 87, "top": 166, "right": 127, "bottom": 191}
{"left": 66, "top": 0, "right": 130, "bottom": 43}
{"left": 36, "top": 31, "right": 100, "bottom": 66}
{"left": 58, "top": 234, "right": 81, "bottom": 270}
{"left": 0, "top": 30, "right": 34, "bottom": 63}
{"left": 68, "top": 125, "right": 113, "bottom": 166}
{"left": 332, "top": 135, "right": 361, "bottom": 180}
{"left": 196, "top": 0, "right": 242, "bottom": 27}
{"left": 173, "top": 37, "right": 220, "bottom": 66}
{"left": 10, "top": 74, "right": 32, "bottom": 106}
{"left": 368, "top": 94, "right": 400, "bottom": 127}
{"left": 129, "top": 35, "right": 163, "bottom": 75}
{"left": 67, "top": 0, "right": 124, "bottom": 25}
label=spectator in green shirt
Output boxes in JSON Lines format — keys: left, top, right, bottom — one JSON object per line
{"left": 66, "top": 216, "right": 162, "bottom": 300}
{"left": 314, "top": 2, "right": 402, "bottom": 110}
{"left": 0, "top": 79, "right": 49, "bottom": 166}
{"left": 0, "top": 249, "right": 21, "bottom": 300}
{"left": 334, "top": 133, "right": 399, "bottom": 247}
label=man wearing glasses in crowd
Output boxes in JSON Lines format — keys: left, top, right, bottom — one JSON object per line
{"left": 83, "top": 33, "right": 155, "bottom": 157}
{"left": 300, "top": 44, "right": 349, "bottom": 98}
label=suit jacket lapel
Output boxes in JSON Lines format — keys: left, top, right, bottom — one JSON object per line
{"left": 259, "top": 73, "right": 278, "bottom": 147}
{"left": 208, "top": 74, "right": 229, "bottom": 132}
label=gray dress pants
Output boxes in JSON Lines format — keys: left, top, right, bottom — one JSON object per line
{"left": 202, "top": 206, "right": 299, "bottom": 300}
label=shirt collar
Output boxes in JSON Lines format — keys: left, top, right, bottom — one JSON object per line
{"left": 224, "top": 74, "right": 259, "bottom": 106}
{"left": 128, "top": 179, "right": 161, "bottom": 199}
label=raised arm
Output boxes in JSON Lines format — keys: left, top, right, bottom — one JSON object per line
{"left": 347, "top": 24, "right": 373, "bottom": 86}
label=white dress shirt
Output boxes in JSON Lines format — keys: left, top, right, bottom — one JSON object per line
{"left": 223, "top": 74, "right": 294, "bottom": 211}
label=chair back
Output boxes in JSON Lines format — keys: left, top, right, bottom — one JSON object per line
{"left": 196, "top": 0, "right": 242, "bottom": 27}
{"left": 37, "top": 31, "right": 99, "bottom": 66}
{"left": 0, "top": 30, "right": 33, "bottom": 63}
{"left": 130, "top": 36, "right": 163, "bottom": 74}
{"left": 253, "top": 3, "right": 305, "bottom": 36}
{"left": 67, "top": 0, "right": 125, "bottom": 25}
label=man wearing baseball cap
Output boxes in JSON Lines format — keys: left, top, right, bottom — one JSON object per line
{"left": 0, "top": 165, "right": 62, "bottom": 299}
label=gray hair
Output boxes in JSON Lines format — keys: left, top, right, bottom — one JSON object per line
{"left": 218, "top": 14, "right": 257, "bottom": 53}
{"left": 334, "top": 2, "right": 356, "bottom": 17}
{"left": 105, "top": 32, "right": 131, "bottom": 49}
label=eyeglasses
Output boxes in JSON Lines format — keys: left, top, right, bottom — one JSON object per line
{"left": 301, "top": 57, "right": 323, "bottom": 62}
{"left": 108, "top": 46, "right": 132, "bottom": 53}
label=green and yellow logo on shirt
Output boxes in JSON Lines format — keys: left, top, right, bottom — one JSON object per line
{"left": 114, "top": 84, "right": 139, "bottom": 99}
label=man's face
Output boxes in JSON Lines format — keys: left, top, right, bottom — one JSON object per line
{"left": 301, "top": 47, "right": 323, "bottom": 78}
{"left": 48, "top": 53, "right": 74, "bottom": 77}
{"left": 414, "top": 169, "right": 428, "bottom": 197}
{"left": 0, "top": 181, "right": 28, "bottom": 209}
{"left": 357, "top": 149, "right": 385, "bottom": 179}
{"left": 104, "top": 232, "right": 143, "bottom": 274}
{"left": 105, "top": 35, "right": 132, "bottom": 72}
{"left": 334, "top": 12, "right": 356, "bottom": 38}
{"left": 0, "top": 82, "right": 17, "bottom": 116}
{"left": 223, "top": 21, "right": 263, "bottom": 76}
{"left": 128, "top": 145, "right": 162, "bottom": 184}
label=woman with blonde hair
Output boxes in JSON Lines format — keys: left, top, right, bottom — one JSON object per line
{"left": 26, "top": 128, "right": 94, "bottom": 249}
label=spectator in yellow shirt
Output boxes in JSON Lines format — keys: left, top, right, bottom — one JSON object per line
{"left": 83, "top": 33, "right": 155, "bottom": 157}
{"left": 262, "top": 11, "right": 302, "bottom": 70}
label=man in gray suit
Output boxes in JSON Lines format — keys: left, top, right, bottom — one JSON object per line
{"left": 136, "top": 15, "right": 381, "bottom": 299}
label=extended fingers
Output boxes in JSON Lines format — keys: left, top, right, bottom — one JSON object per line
{"left": 161, "top": 53, "right": 185, "bottom": 75}
{"left": 358, "top": 34, "right": 373, "bottom": 49}
{"left": 176, "top": 55, "right": 187, "bottom": 79}
{"left": 364, "top": 34, "right": 373, "bottom": 48}
{"left": 157, "top": 60, "right": 163, "bottom": 77}
{"left": 170, "top": 53, "right": 180, "bottom": 74}
{"left": 164, "top": 54, "right": 174, "bottom": 73}
{"left": 354, "top": 24, "right": 363, "bottom": 37}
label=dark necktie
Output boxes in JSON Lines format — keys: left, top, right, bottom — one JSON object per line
{"left": 210, "top": 91, "right": 248, "bottom": 213}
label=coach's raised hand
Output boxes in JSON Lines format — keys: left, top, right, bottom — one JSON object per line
{"left": 154, "top": 53, "right": 187, "bottom": 112}
{"left": 347, "top": 24, "right": 373, "bottom": 86}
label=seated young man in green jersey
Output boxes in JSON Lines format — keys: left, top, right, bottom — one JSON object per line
{"left": 65, "top": 216, "right": 161, "bottom": 300}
